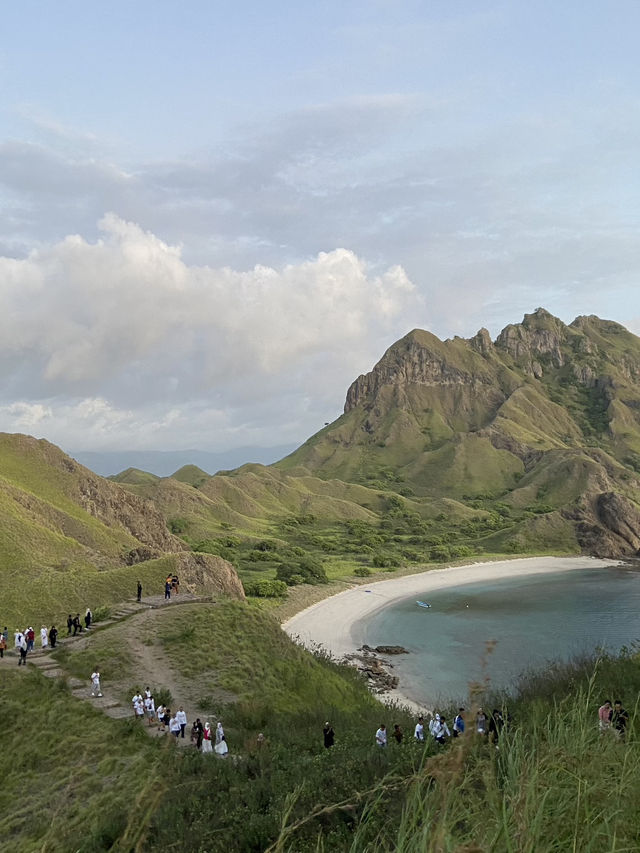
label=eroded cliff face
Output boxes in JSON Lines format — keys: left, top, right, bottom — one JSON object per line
{"left": 344, "top": 329, "right": 497, "bottom": 413}
{"left": 569, "top": 492, "right": 640, "bottom": 558}
{"left": 173, "top": 552, "right": 246, "bottom": 600}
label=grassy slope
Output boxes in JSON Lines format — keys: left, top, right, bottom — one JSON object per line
{"left": 0, "top": 669, "right": 161, "bottom": 853}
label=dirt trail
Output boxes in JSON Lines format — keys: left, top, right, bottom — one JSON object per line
{"left": 1, "top": 595, "right": 225, "bottom": 745}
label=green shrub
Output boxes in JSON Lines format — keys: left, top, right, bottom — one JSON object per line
{"left": 92, "top": 605, "right": 111, "bottom": 623}
{"left": 168, "top": 517, "right": 189, "bottom": 534}
{"left": 353, "top": 567, "right": 371, "bottom": 577}
{"left": 243, "top": 579, "right": 288, "bottom": 598}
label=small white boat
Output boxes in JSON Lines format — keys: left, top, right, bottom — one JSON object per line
{"left": 416, "top": 601, "right": 431, "bottom": 608}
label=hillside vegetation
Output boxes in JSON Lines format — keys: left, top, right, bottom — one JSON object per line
{"left": 110, "top": 311, "right": 640, "bottom": 598}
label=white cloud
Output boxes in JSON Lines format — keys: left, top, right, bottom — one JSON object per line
{"left": 0, "top": 216, "right": 423, "bottom": 449}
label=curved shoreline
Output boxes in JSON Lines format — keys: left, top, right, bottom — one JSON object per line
{"left": 283, "top": 556, "right": 622, "bottom": 712}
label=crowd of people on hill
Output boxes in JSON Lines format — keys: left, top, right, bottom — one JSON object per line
{"left": 124, "top": 686, "right": 229, "bottom": 754}
{"left": 6, "top": 608, "right": 93, "bottom": 666}
{"left": 323, "top": 699, "right": 632, "bottom": 753}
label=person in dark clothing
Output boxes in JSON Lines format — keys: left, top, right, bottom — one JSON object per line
{"left": 84, "top": 608, "right": 92, "bottom": 629}
{"left": 323, "top": 722, "right": 335, "bottom": 748}
{"left": 393, "top": 723, "right": 404, "bottom": 744}
{"left": 137, "top": 581, "right": 142, "bottom": 602}
{"left": 192, "top": 718, "right": 204, "bottom": 750}
{"left": 49, "top": 625, "right": 58, "bottom": 648}
{"left": 488, "top": 709, "right": 504, "bottom": 745}
{"left": 164, "top": 580, "right": 171, "bottom": 600}
{"left": 612, "top": 700, "right": 630, "bottom": 739}
{"left": 72, "top": 614, "right": 83, "bottom": 636}
{"left": 67, "top": 614, "right": 73, "bottom": 635}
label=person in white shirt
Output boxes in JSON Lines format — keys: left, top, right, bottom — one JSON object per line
{"left": 144, "top": 686, "right": 152, "bottom": 700}
{"left": 429, "top": 713, "right": 440, "bottom": 736}
{"left": 132, "top": 691, "right": 142, "bottom": 714}
{"left": 144, "top": 695, "right": 155, "bottom": 726}
{"left": 90, "top": 669, "right": 102, "bottom": 697}
{"left": 375, "top": 724, "right": 387, "bottom": 747}
{"left": 40, "top": 626, "right": 48, "bottom": 649}
{"left": 169, "top": 716, "right": 181, "bottom": 738}
{"left": 176, "top": 706, "right": 188, "bottom": 738}
{"left": 414, "top": 716, "right": 425, "bottom": 741}
{"left": 432, "top": 715, "right": 451, "bottom": 745}
{"left": 134, "top": 700, "right": 145, "bottom": 720}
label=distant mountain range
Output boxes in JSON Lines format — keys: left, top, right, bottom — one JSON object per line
{"left": 69, "top": 445, "right": 297, "bottom": 477}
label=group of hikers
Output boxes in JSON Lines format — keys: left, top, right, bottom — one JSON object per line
{"left": 127, "top": 685, "right": 228, "bottom": 754}
{"left": 164, "top": 574, "right": 180, "bottom": 600}
{"left": 323, "top": 698, "right": 632, "bottom": 751}
{"left": 6, "top": 608, "right": 93, "bottom": 665}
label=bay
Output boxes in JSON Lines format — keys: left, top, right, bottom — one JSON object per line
{"left": 353, "top": 566, "right": 640, "bottom": 707}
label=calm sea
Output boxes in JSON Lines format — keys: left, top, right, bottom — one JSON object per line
{"left": 353, "top": 565, "right": 640, "bottom": 707}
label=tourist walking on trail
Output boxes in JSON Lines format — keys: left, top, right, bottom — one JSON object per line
{"left": 169, "top": 715, "right": 181, "bottom": 738}
{"left": 612, "top": 700, "right": 629, "bottom": 740}
{"left": 488, "top": 709, "right": 504, "bottom": 745}
{"left": 67, "top": 614, "right": 73, "bottom": 636}
{"left": 91, "top": 669, "right": 103, "bottom": 697}
{"left": 323, "top": 722, "right": 335, "bottom": 748}
{"left": 84, "top": 608, "right": 92, "bottom": 630}
{"left": 172, "top": 574, "right": 180, "bottom": 594}
{"left": 393, "top": 724, "right": 404, "bottom": 744}
{"left": 156, "top": 704, "right": 166, "bottom": 732}
{"left": 176, "top": 706, "right": 187, "bottom": 738}
{"left": 432, "top": 715, "right": 451, "bottom": 745}
{"left": 26, "top": 627, "right": 35, "bottom": 651}
{"left": 144, "top": 695, "right": 155, "bottom": 726}
{"left": 476, "top": 708, "right": 488, "bottom": 736}
{"left": 17, "top": 631, "right": 27, "bottom": 665}
{"left": 164, "top": 578, "right": 172, "bottom": 600}
{"left": 72, "top": 614, "right": 82, "bottom": 636}
{"left": 40, "top": 626, "right": 48, "bottom": 649}
{"left": 49, "top": 625, "right": 58, "bottom": 648}
{"left": 202, "top": 722, "right": 213, "bottom": 753}
{"left": 414, "top": 716, "right": 425, "bottom": 741}
{"left": 375, "top": 724, "right": 387, "bottom": 747}
{"left": 137, "top": 580, "right": 142, "bottom": 602}
{"left": 598, "top": 700, "right": 613, "bottom": 734}
{"left": 453, "top": 708, "right": 465, "bottom": 738}
{"left": 0, "top": 633, "right": 6, "bottom": 658}
{"left": 215, "top": 721, "right": 228, "bottom": 756}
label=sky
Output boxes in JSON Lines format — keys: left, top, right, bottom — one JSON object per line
{"left": 1, "top": 0, "right": 640, "bottom": 453}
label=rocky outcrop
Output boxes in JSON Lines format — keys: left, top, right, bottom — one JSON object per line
{"left": 172, "top": 552, "right": 246, "bottom": 600}
{"left": 76, "top": 470, "right": 187, "bottom": 554}
{"left": 345, "top": 330, "right": 494, "bottom": 412}
{"left": 495, "top": 308, "right": 568, "bottom": 375}
{"left": 568, "top": 491, "right": 640, "bottom": 557}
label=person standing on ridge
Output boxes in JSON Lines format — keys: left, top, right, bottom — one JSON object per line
{"left": 137, "top": 581, "right": 142, "bottom": 602}
{"left": 323, "top": 722, "right": 335, "bottom": 748}
{"left": 49, "top": 625, "right": 58, "bottom": 649}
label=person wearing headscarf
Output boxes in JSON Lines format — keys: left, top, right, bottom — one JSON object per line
{"left": 202, "top": 722, "right": 213, "bottom": 753}
{"left": 40, "top": 626, "right": 48, "bottom": 649}
{"left": 215, "top": 721, "right": 229, "bottom": 756}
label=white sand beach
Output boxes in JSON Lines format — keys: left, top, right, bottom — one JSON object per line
{"left": 283, "top": 556, "right": 621, "bottom": 712}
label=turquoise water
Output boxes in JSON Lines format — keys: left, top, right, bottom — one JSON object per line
{"left": 354, "top": 566, "right": 640, "bottom": 706}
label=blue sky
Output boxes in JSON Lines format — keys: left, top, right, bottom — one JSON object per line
{"left": 1, "top": 1, "right": 639, "bottom": 451}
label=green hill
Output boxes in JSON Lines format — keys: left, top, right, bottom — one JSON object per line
{"left": 276, "top": 309, "right": 640, "bottom": 558}
{"left": 109, "top": 467, "right": 160, "bottom": 485}
{"left": 169, "top": 464, "right": 210, "bottom": 488}
{"left": 0, "top": 434, "right": 244, "bottom": 625}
